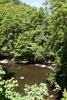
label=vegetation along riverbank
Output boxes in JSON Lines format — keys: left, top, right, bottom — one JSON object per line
{"left": 0, "top": 0, "right": 67, "bottom": 100}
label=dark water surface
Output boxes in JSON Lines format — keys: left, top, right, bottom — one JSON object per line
{"left": 2, "top": 64, "right": 58, "bottom": 100}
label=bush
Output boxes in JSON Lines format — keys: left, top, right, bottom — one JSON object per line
{"left": 23, "top": 83, "right": 49, "bottom": 100}
{"left": 61, "top": 89, "right": 67, "bottom": 100}
{"left": 47, "top": 72, "right": 61, "bottom": 92}
{"left": 0, "top": 65, "right": 22, "bottom": 100}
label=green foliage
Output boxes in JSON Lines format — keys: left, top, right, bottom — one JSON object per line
{"left": 54, "top": 82, "right": 61, "bottom": 92}
{"left": 0, "top": 0, "right": 21, "bottom": 4}
{"left": 0, "top": 66, "right": 5, "bottom": 94}
{"left": 47, "top": 73, "right": 56, "bottom": 86}
{"left": 0, "top": 0, "right": 50, "bottom": 63}
{"left": 0, "top": 65, "right": 23, "bottom": 100}
{"left": 61, "top": 89, "right": 67, "bottom": 100}
{"left": 42, "top": 0, "right": 67, "bottom": 92}
{"left": 47, "top": 72, "right": 61, "bottom": 92}
{"left": 0, "top": 0, "right": 67, "bottom": 98}
{"left": 23, "top": 83, "right": 49, "bottom": 100}
{"left": 0, "top": 0, "right": 54, "bottom": 63}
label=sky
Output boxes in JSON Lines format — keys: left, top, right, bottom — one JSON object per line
{"left": 21, "top": 0, "right": 45, "bottom": 8}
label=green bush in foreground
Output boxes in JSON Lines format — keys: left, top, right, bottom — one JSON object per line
{"left": 0, "top": 65, "right": 22, "bottom": 100}
{"left": 47, "top": 72, "right": 61, "bottom": 92}
{"left": 0, "top": 65, "right": 49, "bottom": 100}
{"left": 61, "top": 89, "right": 67, "bottom": 100}
{"left": 23, "top": 83, "right": 49, "bottom": 100}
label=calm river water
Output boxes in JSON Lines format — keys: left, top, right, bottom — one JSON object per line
{"left": 1, "top": 64, "right": 58, "bottom": 100}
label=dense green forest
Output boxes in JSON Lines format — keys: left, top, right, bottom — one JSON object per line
{"left": 0, "top": 0, "right": 55, "bottom": 63}
{"left": 0, "top": 0, "right": 67, "bottom": 100}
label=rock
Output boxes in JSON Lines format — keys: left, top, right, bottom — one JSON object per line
{"left": 0, "top": 59, "right": 17, "bottom": 64}
{"left": 47, "top": 66, "right": 55, "bottom": 71}
{"left": 20, "top": 76, "right": 24, "bottom": 80}
{"left": 0, "top": 59, "right": 9, "bottom": 64}
{"left": 35, "top": 64, "right": 55, "bottom": 71}
{"left": 35, "top": 64, "right": 46, "bottom": 68}
{"left": 38, "top": 64, "right": 46, "bottom": 68}
{"left": 51, "top": 63, "right": 56, "bottom": 66}
{"left": 9, "top": 60, "right": 17, "bottom": 64}
{"left": 50, "top": 95, "right": 53, "bottom": 98}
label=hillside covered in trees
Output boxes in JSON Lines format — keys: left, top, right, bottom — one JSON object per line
{"left": 0, "top": 0, "right": 56, "bottom": 63}
{"left": 0, "top": 0, "right": 67, "bottom": 100}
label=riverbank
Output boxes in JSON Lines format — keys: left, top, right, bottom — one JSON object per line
{"left": 2, "top": 63, "right": 57, "bottom": 100}
{"left": 0, "top": 59, "right": 56, "bottom": 72}
{"left": 0, "top": 59, "right": 17, "bottom": 64}
{"left": 35, "top": 63, "right": 56, "bottom": 72}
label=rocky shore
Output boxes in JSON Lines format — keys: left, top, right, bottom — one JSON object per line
{"left": 35, "top": 62, "right": 56, "bottom": 72}
{"left": 0, "top": 59, "right": 17, "bottom": 64}
{"left": 0, "top": 59, "right": 56, "bottom": 71}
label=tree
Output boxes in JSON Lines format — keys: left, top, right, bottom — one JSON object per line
{"left": 47, "top": 0, "right": 67, "bottom": 89}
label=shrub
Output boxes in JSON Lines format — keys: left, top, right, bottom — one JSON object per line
{"left": 61, "top": 89, "right": 67, "bottom": 100}
{"left": 23, "top": 83, "right": 49, "bottom": 100}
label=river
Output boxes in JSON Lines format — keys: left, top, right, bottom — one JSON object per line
{"left": 1, "top": 64, "right": 58, "bottom": 100}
